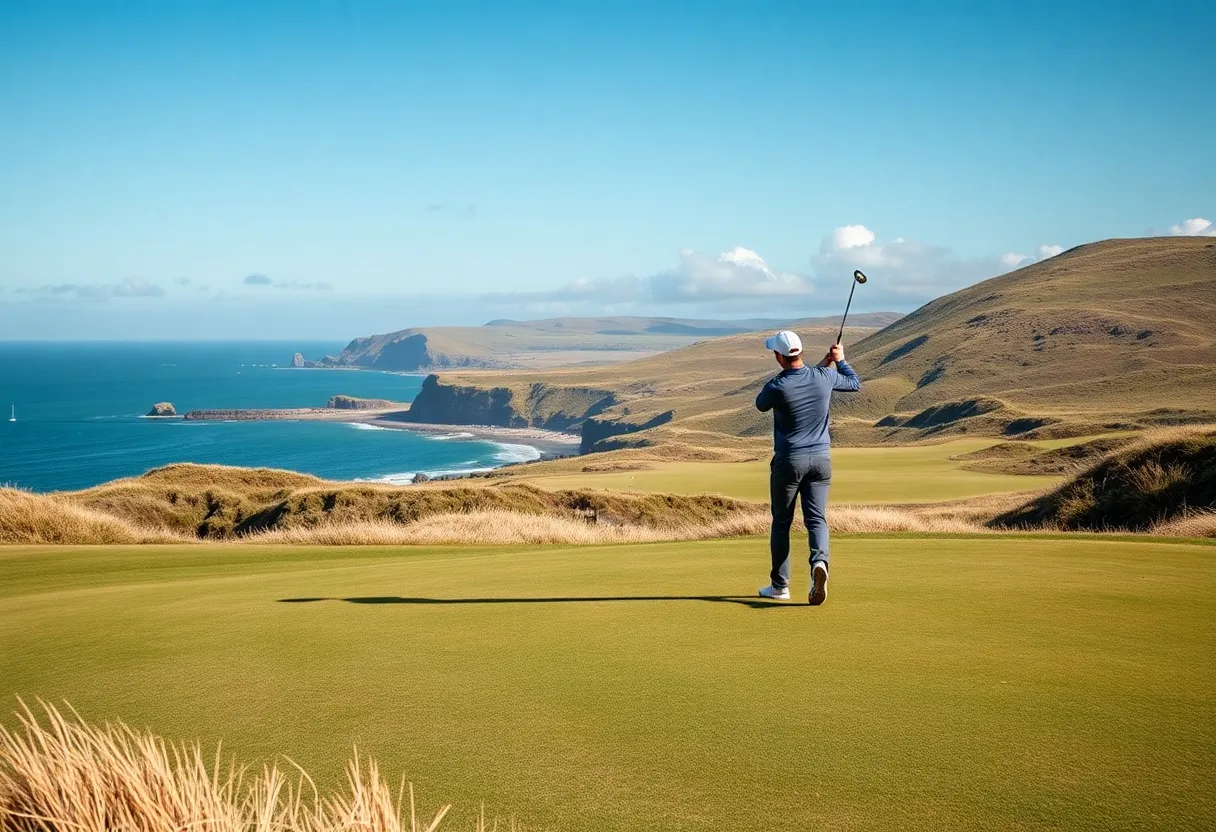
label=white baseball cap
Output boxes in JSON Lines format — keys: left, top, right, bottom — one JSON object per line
{"left": 765, "top": 330, "right": 802, "bottom": 357}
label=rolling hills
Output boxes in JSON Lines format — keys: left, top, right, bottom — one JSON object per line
{"left": 297, "top": 313, "right": 901, "bottom": 372}
{"left": 401, "top": 237, "right": 1216, "bottom": 458}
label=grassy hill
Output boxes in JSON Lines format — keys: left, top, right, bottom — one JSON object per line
{"left": 839, "top": 236, "right": 1216, "bottom": 437}
{"left": 403, "top": 237, "right": 1215, "bottom": 457}
{"left": 302, "top": 313, "right": 899, "bottom": 372}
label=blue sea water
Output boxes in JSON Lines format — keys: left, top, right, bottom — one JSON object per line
{"left": 0, "top": 342, "right": 537, "bottom": 492}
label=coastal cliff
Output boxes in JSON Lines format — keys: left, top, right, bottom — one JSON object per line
{"left": 404, "top": 374, "right": 668, "bottom": 453}
{"left": 299, "top": 331, "right": 505, "bottom": 372}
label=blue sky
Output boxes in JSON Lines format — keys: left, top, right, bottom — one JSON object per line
{"left": 1, "top": 0, "right": 1213, "bottom": 339}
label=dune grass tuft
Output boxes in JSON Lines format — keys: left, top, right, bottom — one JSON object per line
{"left": 0, "top": 699, "right": 514, "bottom": 832}
{"left": 0, "top": 488, "right": 187, "bottom": 545}
{"left": 995, "top": 426, "right": 1216, "bottom": 532}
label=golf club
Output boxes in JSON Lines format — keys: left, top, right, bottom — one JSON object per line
{"left": 837, "top": 269, "right": 868, "bottom": 344}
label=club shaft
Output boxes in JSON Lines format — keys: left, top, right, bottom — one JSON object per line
{"left": 837, "top": 281, "right": 858, "bottom": 344}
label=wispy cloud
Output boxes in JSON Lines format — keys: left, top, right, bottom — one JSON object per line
{"left": 423, "top": 202, "right": 478, "bottom": 219}
{"left": 243, "top": 274, "right": 331, "bottom": 291}
{"left": 275, "top": 280, "right": 332, "bottom": 291}
{"left": 16, "top": 278, "right": 166, "bottom": 301}
{"left": 812, "top": 225, "right": 1064, "bottom": 304}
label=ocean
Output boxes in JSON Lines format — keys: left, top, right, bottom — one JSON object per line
{"left": 0, "top": 342, "right": 539, "bottom": 492}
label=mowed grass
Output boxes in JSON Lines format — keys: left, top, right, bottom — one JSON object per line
{"left": 525, "top": 438, "right": 1066, "bottom": 502}
{"left": 2, "top": 536, "right": 1213, "bottom": 830}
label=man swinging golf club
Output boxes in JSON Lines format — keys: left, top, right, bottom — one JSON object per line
{"left": 755, "top": 271, "right": 865, "bottom": 604}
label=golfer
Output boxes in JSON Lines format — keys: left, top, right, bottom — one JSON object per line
{"left": 755, "top": 330, "right": 860, "bottom": 604}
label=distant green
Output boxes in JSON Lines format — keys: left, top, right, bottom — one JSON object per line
{"left": 1, "top": 537, "right": 1212, "bottom": 831}
{"left": 529, "top": 438, "right": 1066, "bottom": 502}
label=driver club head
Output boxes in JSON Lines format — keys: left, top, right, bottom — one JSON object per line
{"left": 853, "top": 269, "right": 868, "bottom": 284}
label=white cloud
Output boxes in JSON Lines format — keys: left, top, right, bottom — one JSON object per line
{"left": 1000, "top": 252, "right": 1027, "bottom": 268}
{"left": 487, "top": 246, "right": 812, "bottom": 305}
{"left": 1168, "top": 217, "right": 1216, "bottom": 236}
{"left": 1036, "top": 244, "right": 1064, "bottom": 259}
{"left": 651, "top": 247, "right": 811, "bottom": 301}
{"left": 822, "top": 225, "right": 876, "bottom": 252}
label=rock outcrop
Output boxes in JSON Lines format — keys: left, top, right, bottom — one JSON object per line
{"left": 184, "top": 409, "right": 327, "bottom": 421}
{"left": 292, "top": 352, "right": 322, "bottom": 368}
{"left": 146, "top": 402, "right": 177, "bottom": 417}
{"left": 579, "top": 411, "right": 675, "bottom": 454}
{"left": 327, "top": 395, "right": 402, "bottom": 410}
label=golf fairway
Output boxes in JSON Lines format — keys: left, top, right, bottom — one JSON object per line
{"left": 2, "top": 536, "right": 1212, "bottom": 830}
{"left": 523, "top": 438, "right": 1067, "bottom": 503}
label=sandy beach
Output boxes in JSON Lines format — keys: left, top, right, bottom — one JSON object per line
{"left": 178, "top": 405, "right": 580, "bottom": 459}
{"left": 359, "top": 417, "right": 581, "bottom": 456}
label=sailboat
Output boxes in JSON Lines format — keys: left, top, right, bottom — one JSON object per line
{"left": 8, "top": 404, "right": 14, "bottom": 422}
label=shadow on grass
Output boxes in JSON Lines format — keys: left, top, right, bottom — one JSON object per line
{"left": 278, "top": 595, "right": 798, "bottom": 609}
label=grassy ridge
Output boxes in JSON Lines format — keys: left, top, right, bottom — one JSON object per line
{"left": 2, "top": 537, "right": 1212, "bottom": 830}
{"left": 312, "top": 314, "right": 898, "bottom": 372}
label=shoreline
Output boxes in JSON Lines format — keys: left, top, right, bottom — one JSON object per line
{"left": 359, "top": 417, "right": 581, "bottom": 456}
{"left": 176, "top": 406, "right": 580, "bottom": 459}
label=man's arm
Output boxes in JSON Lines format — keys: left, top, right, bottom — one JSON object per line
{"left": 832, "top": 360, "right": 861, "bottom": 392}
{"left": 755, "top": 379, "right": 780, "bottom": 412}
{"left": 820, "top": 344, "right": 861, "bottom": 391}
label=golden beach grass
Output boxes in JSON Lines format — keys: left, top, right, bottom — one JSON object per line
{"left": 0, "top": 700, "right": 520, "bottom": 832}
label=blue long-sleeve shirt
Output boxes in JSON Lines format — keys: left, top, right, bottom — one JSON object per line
{"left": 755, "top": 361, "right": 861, "bottom": 456}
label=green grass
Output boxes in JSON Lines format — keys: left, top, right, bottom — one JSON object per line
{"left": 1, "top": 536, "right": 1212, "bottom": 830}
{"left": 527, "top": 438, "right": 1066, "bottom": 502}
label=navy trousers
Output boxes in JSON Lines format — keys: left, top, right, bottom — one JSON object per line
{"left": 769, "top": 452, "right": 831, "bottom": 590}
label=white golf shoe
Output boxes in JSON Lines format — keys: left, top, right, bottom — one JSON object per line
{"left": 758, "top": 584, "right": 790, "bottom": 600}
{"left": 809, "top": 561, "right": 829, "bottom": 606}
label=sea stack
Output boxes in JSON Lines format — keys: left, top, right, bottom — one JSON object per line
{"left": 292, "top": 352, "right": 306, "bottom": 368}
{"left": 146, "top": 402, "right": 177, "bottom": 417}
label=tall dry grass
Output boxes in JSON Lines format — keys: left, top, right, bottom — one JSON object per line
{"left": 0, "top": 700, "right": 516, "bottom": 832}
{"left": 993, "top": 426, "right": 1216, "bottom": 533}
{"left": 242, "top": 505, "right": 981, "bottom": 546}
{"left": 0, "top": 488, "right": 187, "bottom": 545}
{"left": 1151, "top": 508, "right": 1216, "bottom": 539}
